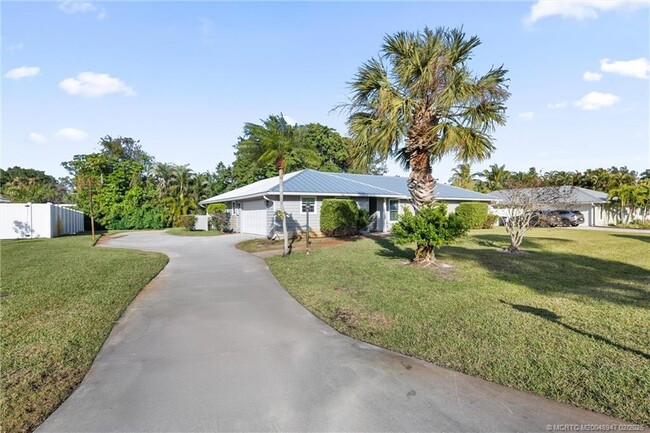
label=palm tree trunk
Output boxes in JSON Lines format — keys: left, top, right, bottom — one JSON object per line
{"left": 279, "top": 168, "right": 289, "bottom": 256}
{"left": 407, "top": 146, "right": 435, "bottom": 212}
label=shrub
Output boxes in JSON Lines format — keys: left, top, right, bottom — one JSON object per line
{"left": 483, "top": 214, "right": 499, "bottom": 229}
{"left": 357, "top": 208, "right": 370, "bottom": 231}
{"left": 173, "top": 215, "right": 196, "bottom": 230}
{"left": 207, "top": 203, "right": 227, "bottom": 214}
{"left": 392, "top": 203, "right": 468, "bottom": 263}
{"left": 455, "top": 202, "right": 489, "bottom": 229}
{"left": 320, "top": 199, "right": 359, "bottom": 237}
{"left": 210, "top": 212, "right": 229, "bottom": 231}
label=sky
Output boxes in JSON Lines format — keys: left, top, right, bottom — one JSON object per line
{"left": 2, "top": 0, "right": 649, "bottom": 183}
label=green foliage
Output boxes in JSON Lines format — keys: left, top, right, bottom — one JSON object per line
{"left": 392, "top": 203, "right": 468, "bottom": 252}
{"left": 357, "top": 208, "right": 370, "bottom": 231}
{"left": 483, "top": 214, "right": 499, "bottom": 229}
{"left": 207, "top": 203, "right": 227, "bottom": 214}
{"left": 173, "top": 215, "right": 196, "bottom": 230}
{"left": 320, "top": 199, "right": 360, "bottom": 237}
{"left": 455, "top": 202, "right": 489, "bottom": 229}
{"left": 0, "top": 166, "right": 69, "bottom": 203}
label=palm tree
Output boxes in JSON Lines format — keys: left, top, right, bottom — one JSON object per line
{"left": 448, "top": 163, "right": 476, "bottom": 190}
{"left": 480, "top": 164, "right": 511, "bottom": 191}
{"left": 149, "top": 162, "right": 175, "bottom": 199}
{"left": 167, "top": 164, "right": 197, "bottom": 220}
{"left": 239, "top": 115, "right": 296, "bottom": 256}
{"left": 345, "top": 27, "right": 509, "bottom": 218}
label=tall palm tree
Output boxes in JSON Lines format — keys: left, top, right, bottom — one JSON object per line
{"left": 345, "top": 27, "right": 509, "bottom": 215}
{"left": 239, "top": 115, "right": 296, "bottom": 256}
{"left": 149, "top": 162, "right": 175, "bottom": 199}
{"left": 167, "top": 164, "right": 197, "bottom": 220}
{"left": 480, "top": 164, "right": 511, "bottom": 191}
{"left": 448, "top": 163, "right": 476, "bottom": 190}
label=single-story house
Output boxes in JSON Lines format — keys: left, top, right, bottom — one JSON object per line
{"left": 489, "top": 186, "right": 610, "bottom": 227}
{"left": 199, "top": 169, "right": 495, "bottom": 236}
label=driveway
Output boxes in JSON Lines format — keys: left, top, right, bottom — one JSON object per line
{"left": 38, "top": 231, "right": 625, "bottom": 432}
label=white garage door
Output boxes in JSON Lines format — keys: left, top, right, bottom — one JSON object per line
{"left": 241, "top": 200, "right": 268, "bottom": 235}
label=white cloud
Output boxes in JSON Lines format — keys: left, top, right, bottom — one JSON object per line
{"left": 525, "top": 0, "right": 648, "bottom": 24}
{"left": 55, "top": 128, "right": 88, "bottom": 141}
{"left": 4, "top": 66, "right": 40, "bottom": 80}
{"left": 59, "top": 72, "right": 134, "bottom": 97}
{"left": 547, "top": 101, "right": 568, "bottom": 109}
{"left": 27, "top": 133, "right": 47, "bottom": 144}
{"left": 58, "top": 1, "right": 107, "bottom": 19}
{"left": 574, "top": 92, "right": 620, "bottom": 110}
{"left": 583, "top": 71, "right": 602, "bottom": 82}
{"left": 518, "top": 112, "right": 535, "bottom": 121}
{"left": 600, "top": 58, "right": 650, "bottom": 79}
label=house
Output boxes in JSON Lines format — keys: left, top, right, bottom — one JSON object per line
{"left": 489, "top": 186, "right": 610, "bottom": 227}
{"left": 199, "top": 169, "right": 495, "bottom": 236}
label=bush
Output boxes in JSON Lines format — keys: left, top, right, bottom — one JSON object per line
{"left": 210, "top": 212, "right": 229, "bottom": 231}
{"left": 455, "top": 202, "right": 489, "bottom": 229}
{"left": 207, "top": 203, "right": 227, "bottom": 214}
{"left": 483, "top": 214, "right": 499, "bottom": 229}
{"left": 320, "top": 199, "right": 359, "bottom": 237}
{"left": 173, "top": 215, "right": 196, "bottom": 230}
{"left": 392, "top": 203, "right": 468, "bottom": 262}
{"left": 357, "top": 208, "right": 370, "bottom": 231}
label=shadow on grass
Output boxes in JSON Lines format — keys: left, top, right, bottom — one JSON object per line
{"left": 611, "top": 234, "right": 650, "bottom": 243}
{"left": 369, "top": 235, "right": 415, "bottom": 261}
{"left": 442, "top": 244, "right": 650, "bottom": 308}
{"left": 500, "top": 300, "right": 650, "bottom": 360}
{"left": 471, "top": 234, "right": 572, "bottom": 250}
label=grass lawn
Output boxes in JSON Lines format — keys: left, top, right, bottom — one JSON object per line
{"left": 0, "top": 234, "right": 168, "bottom": 433}
{"left": 236, "top": 236, "right": 360, "bottom": 253}
{"left": 166, "top": 228, "right": 225, "bottom": 236}
{"left": 267, "top": 228, "right": 650, "bottom": 425}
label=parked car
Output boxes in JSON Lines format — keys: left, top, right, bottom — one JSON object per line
{"left": 550, "top": 210, "right": 584, "bottom": 227}
{"left": 529, "top": 210, "right": 561, "bottom": 227}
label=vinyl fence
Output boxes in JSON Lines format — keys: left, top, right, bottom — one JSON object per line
{"left": 0, "top": 203, "right": 85, "bottom": 239}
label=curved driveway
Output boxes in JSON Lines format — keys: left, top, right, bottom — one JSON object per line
{"left": 38, "top": 231, "right": 623, "bottom": 432}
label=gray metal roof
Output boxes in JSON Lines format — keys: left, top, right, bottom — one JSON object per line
{"left": 489, "top": 186, "right": 608, "bottom": 204}
{"left": 200, "top": 169, "right": 495, "bottom": 205}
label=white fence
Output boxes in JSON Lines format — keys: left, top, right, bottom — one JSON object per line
{"left": 0, "top": 203, "right": 85, "bottom": 239}
{"left": 194, "top": 215, "right": 209, "bottom": 231}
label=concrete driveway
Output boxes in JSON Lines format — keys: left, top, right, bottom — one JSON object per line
{"left": 38, "top": 231, "right": 624, "bottom": 432}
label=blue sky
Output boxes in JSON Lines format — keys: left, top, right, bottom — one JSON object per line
{"left": 2, "top": 1, "right": 649, "bottom": 182}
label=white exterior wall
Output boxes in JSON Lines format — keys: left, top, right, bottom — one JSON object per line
{"left": 1, "top": 203, "right": 84, "bottom": 239}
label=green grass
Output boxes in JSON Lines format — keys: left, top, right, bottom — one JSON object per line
{"left": 166, "top": 228, "right": 225, "bottom": 236}
{"left": 267, "top": 228, "right": 650, "bottom": 425}
{"left": 0, "top": 234, "right": 168, "bottom": 433}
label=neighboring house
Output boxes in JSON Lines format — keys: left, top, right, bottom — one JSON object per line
{"left": 489, "top": 186, "right": 610, "bottom": 227}
{"left": 0, "top": 202, "right": 85, "bottom": 239}
{"left": 199, "top": 169, "right": 495, "bottom": 236}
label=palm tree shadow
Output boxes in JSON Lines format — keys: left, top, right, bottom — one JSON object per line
{"left": 500, "top": 300, "right": 650, "bottom": 360}
{"left": 611, "top": 233, "right": 650, "bottom": 243}
{"left": 369, "top": 235, "right": 415, "bottom": 261}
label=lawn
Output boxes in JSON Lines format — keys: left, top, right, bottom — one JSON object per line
{"left": 166, "top": 228, "right": 225, "bottom": 236}
{"left": 0, "top": 234, "right": 168, "bottom": 433}
{"left": 267, "top": 228, "right": 650, "bottom": 425}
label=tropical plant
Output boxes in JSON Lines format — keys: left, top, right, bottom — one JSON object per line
{"left": 449, "top": 163, "right": 476, "bottom": 190}
{"left": 479, "top": 164, "right": 511, "bottom": 191}
{"left": 344, "top": 27, "right": 509, "bottom": 264}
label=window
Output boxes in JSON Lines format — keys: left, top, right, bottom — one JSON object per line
{"left": 301, "top": 197, "right": 316, "bottom": 213}
{"left": 389, "top": 199, "right": 399, "bottom": 221}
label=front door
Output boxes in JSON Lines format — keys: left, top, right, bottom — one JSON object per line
{"left": 368, "top": 197, "right": 378, "bottom": 232}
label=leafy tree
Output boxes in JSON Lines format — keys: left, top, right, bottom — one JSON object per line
{"left": 392, "top": 203, "right": 467, "bottom": 264}
{"left": 344, "top": 27, "right": 509, "bottom": 263}
{"left": 238, "top": 115, "right": 307, "bottom": 255}
{"left": 0, "top": 166, "right": 68, "bottom": 203}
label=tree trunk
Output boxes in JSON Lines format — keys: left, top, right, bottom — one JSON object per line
{"left": 414, "top": 243, "right": 435, "bottom": 265}
{"left": 279, "top": 168, "right": 289, "bottom": 256}
{"left": 406, "top": 143, "right": 435, "bottom": 212}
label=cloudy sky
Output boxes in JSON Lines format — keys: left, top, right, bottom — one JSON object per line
{"left": 2, "top": 0, "right": 649, "bottom": 182}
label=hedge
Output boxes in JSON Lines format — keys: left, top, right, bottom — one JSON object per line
{"left": 455, "top": 202, "right": 489, "bottom": 229}
{"left": 207, "top": 203, "right": 227, "bottom": 214}
{"left": 320, "top": 199, "right": 360, "bottom": 237}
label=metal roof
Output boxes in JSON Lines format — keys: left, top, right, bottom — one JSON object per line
{"left": 489, "top": 186, "right": 608, "bottom": 204}
{"left": 199, "top": 169, "right": 495, "bottom": 205}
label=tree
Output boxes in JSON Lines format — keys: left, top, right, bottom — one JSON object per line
{"left": 0, "top": 166, "right": 68, "bottom": 203}
{"left": 448, "top": 163, "right": 476, "bottom": 190}
{"left": 344, "top": 27, "right": 509, "bottom": 264}
{"left": 478, "top": 164, "right": 511, "bottom": 191}
{"left": 238, "top": 115, "right": 307, "bottom": 256}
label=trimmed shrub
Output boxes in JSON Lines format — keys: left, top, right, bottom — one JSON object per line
{"left": 173, "top": 215, "right": 196, "bottom": 230}
{"left": 357, "top": 208, "right": 370, "bottom": 231}
{"left": 320, "top": 199, "right": 359, "bottom": 237}
{"left": 455, "top": 202, "right": 489, "bottom": 229}
{"left": 483, "top": 214, "right": 499, "bottom": 229}
{"left": 207, "top": 203, "right": 227, "bottom": 214}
